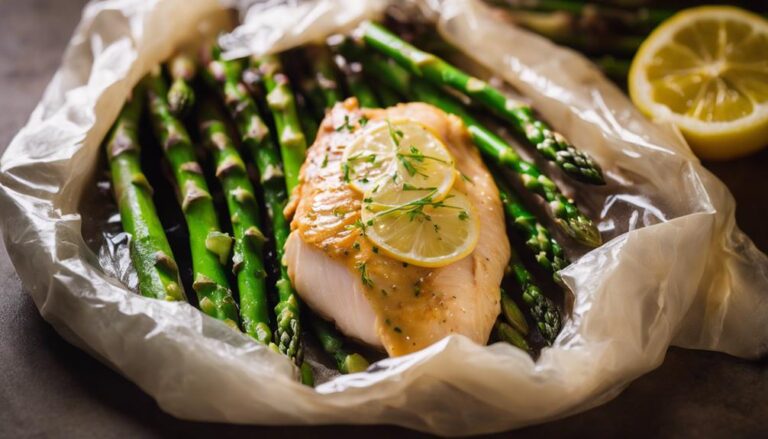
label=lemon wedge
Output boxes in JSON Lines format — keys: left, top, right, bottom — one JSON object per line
{"left": 629, "top": 6, "right": 768, "bottom": 160}
{"left": 343, "top": 119, "right": 455, "bottom": 205}
{"left": 361, "top": 189, "right": 479, "bottom": 268}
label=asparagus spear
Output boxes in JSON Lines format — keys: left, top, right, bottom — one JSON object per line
{"left": 351, "top": 50, "right": 601, "bottom": 247}
{"left": 495, "top": 321, "right": 530, "bottom": 351}
{"left": 485, "top": 0, "right": 675, "bottom": 33}
{"left": 254, "top": 54, "right": 372, "bottom": 373}
{"left": 332, "top": 43, "right": 380, "bottom": 108}
{"left": 500, "top": 288, "right": 529, "bottom": 335}
{"left": 511, "top": 261, "right": 561, "bottom": 344}
{"left": 494, "top": 170, "right": 569, "bottom": 282}
{"left": 309, "top": 313, "right": 369, "bottom": 374}
{"left": 202, "top": 52, "right": 302, "bottom": 363}
{"left": 592, "top": 55, "right": 631, "bottom": 84}
{"left": 106, "top": 87, "right": 185, "bottom": 302}
{"left": 144, "top": 68, "right": 239, "bottom": 327}
{"left": 361, "top": 22, "right": 605, "bottom": 185}
{"left": 297, "top": 94, "right": 320, "bottom": 144}
{"left": 167, "top": 52, "right": 197, "bottom": 117}
{"left": 374, "top": 85, "right": 403, "bottom": 108}
{"left": 198, "top": 95, "right": 272, "bottom": 345}
{"left": 298, "top": 75, "right": 328, "bottom": 121}
{"left": 251, "top": 54, "right": 308, "bottom": 193}
{"left": 496, "top": 9, "right": 644, "bottom": 56}
{"left": 307, "top": 45, "right": 344, "bottom": 108}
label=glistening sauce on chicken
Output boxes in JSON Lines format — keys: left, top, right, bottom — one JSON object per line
{"left": 286, "top": 99, "right": 509, "bottom": 356}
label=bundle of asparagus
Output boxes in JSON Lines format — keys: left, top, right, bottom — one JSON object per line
{"left": 483, "top": 0, "right": 768, "bottom": 86}
{"left": 102, "top": 19, "right": 605, "bottom": 380}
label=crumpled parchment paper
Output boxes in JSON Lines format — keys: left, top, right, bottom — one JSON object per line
{"left": 1, "top": 0, "right": 766, "bottom": 435}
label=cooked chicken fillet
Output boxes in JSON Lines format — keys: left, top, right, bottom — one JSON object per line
{"left": 284, "top": 99, "right": 510, "bottom": 356}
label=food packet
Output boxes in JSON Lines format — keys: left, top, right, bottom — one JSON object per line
{"left": 1, "top": 0, "right": 766, "bottom": 435}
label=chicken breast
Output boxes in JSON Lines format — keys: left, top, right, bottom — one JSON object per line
{"left": 285, "top": 99, "right": 510, "bottom": 356}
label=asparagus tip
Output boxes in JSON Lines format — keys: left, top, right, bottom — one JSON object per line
{"left": 560, "top": 216, "right": 602, "bottom": 248}
{"left": 342, "top": 353, "right": 370, "bottom": 374}
{"left": 167, "top": 78, "right": 195, "bottom": 117}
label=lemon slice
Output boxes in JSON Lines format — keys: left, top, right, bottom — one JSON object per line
{"left": 361, "top": 189, "right": 479, "bottom": 267}
{"left": 343, "top": 119, "right": 455, "bottom": 205}
{"left": 629, "top": 6, "right": 768, "bottom": 160}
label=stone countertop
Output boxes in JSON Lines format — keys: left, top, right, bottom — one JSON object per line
{"left": 1, "top": 1, "right": 766, "bottom": 437}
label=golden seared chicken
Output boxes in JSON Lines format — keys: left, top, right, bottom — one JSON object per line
{"left": 284, "top": 99, "right": 509, "bottom": 356}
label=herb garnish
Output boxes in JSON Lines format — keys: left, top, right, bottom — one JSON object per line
{"left": 357, "top": 262, "right": 373, "bottom": 288}
{"left": 335, "top": 115, "right": 354, "bottom": 132}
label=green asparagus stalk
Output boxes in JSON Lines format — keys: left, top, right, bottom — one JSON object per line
{"left": 307, "top": 45, "right": 344, "bottom": 107}
{"left": 309, "top": 313, "right": 370, "bottom": 374}
{"left": 500, "top": 288, "right": 529, "bottom": 335}
{"left": 374, "top": 85, "right": 403, "bottom": 108}
{"left": 257, "top": 55, "right": 372, "bottom": 374}
{"left": 497, "top": 9, "right": 645, "bottom": 56}
{"left": 495, "top": 321, "right": 530, "bottom": 351}
{"left": 351, "top": 50, "right": 601, "bottom": 247}
{"left": 511, "top": 261, "right": 561, "bottom": 344}
{"left": 298, "top": 75, "right": 329, "bottom": 121}
{"left": 106, "top": 87, "right": 185, "bottom": 302}
{"left": 144, "top": 68, "right": 239, "bottom": 327}
{"left": 361, "top": 22, "right": 605, "bottom": 185}
{"left": 251, "top": 54, "right": 308, "bottom": 193}
{"left": 166, "top": 52, "right": 197, "bottom": 117}
{"left": 592, "top": 55, "right": 631, "bottom": 84}
{"left": 202, "top": 51, "right": 302, "bottom": 363}
{"left": 332, "top": 43, "right": 380, "bottom": 108}
{"left": 198, "top": 95, "right": 272, "bottom": 345}
{"left": 485, "top": 0, "right": 675, "bottom": 33}
{"left": 297, "top": 95, "right": 320, "bottom": 144}
{"left": 494, "top": 170, "right": 569, "bottom": 282}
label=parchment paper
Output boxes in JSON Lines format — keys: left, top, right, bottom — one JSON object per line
{"left": 1, "top": 0, "right": 766, "bottom": 435}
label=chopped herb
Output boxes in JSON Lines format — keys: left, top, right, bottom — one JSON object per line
{"left": 386, "top": 120, "right": 404, "bottom": 147}
{"left": 341, "top": 161, "right": 350, "bottom": 183}
{"left": 458, "top": 210, "right": 469, "bottom": 221}
{"left": 335, "top": 115, "right": 354, "bottom": 132}
{"left": 357, "top": 262, "right": 373, "bottom": 288}
{"left": 321, "top": 154, "right": 328, "bottom": 168}
{"left": 460, "top": 172, "right": 473, "bottom": 183}
{"left": 332, "top": 207, "right": 346, "bottom": 217}
{"left": 365, "top": 153, "right": 376, "bottom": 163}
{"left": 352, "top": 241, "right": 361, "bottom": 250}
{"left": 385, "top": 318, "right": 392, "bottom": 326}
{"left": 397, "top": 152, "right": 425, "bottom": 178}
{"left": 372, "top": 246, "right": 379, "bottom": 254}
{"left": 359, "top": 115, "right": 369, "bottom": 127}
{"left": 394, "top": 326, "right": 403, "bottom": 334}
{"left": 363, "top": 197, "right": 373, "bottom": 203}
{"left": 348, "top": 219, "right": 368, "bottom": 236}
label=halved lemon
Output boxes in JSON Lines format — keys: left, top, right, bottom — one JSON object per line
{"left": 361, "top": 189, "right": 479, "bottom": 268}
{"left": 629, "top": 6, "right": 768, "bottom": 160}
{"left": 342, "top": 119, "right": 455, "bottom": 205}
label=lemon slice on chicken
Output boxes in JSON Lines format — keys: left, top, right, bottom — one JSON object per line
{"left": 362, "top": 189, "right": 479, "bottom": 268}
{"left": 343, "top": 119, "right": 455, "bottom": 205}
{"left": 629, "top": 6, "right": 768, "bottom": 160}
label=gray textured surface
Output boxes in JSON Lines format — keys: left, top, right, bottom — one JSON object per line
{"left": 0, "top": 1, "right": 766, "bottom": 437}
